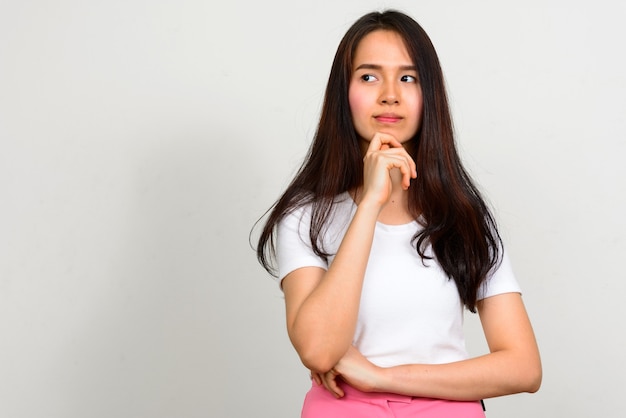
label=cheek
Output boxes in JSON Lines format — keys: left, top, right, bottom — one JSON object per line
{"left": 409, "top": 90, "right": 424, "bottom": 125}
{"left": 348, "top": 86, "right": 369, "bottom": 121}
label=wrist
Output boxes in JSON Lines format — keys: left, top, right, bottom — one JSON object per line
{"left": 355, "top": 196, "right": 385, "bottom": 215}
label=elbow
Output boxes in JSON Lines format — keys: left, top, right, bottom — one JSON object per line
{"left": 526, "top": 366, "right": 542, "bottom": 393}
{"left": 294, "top": 340, "right": 347, "bottom": 374}
{"left": 499, "top": 352, "right": 542, "bottom": 395}
{"left": 519, "top": 360, "right": 542, "bottom": 394}
{"left": 298, "top": 348, "right": 340, "bottom": 374}
{"left": 288, "top": 325, "right": 351, "bottom": 373}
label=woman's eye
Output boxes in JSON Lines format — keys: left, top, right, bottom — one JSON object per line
{"left": 361, "top": 74, "right": 378, "bottom": 82}
{"left": 401, "top": 75, "right": 417, "bottom": 83}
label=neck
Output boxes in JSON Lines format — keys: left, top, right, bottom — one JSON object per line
{"left": 379, "top": 170, "right": 413, "bottom": 224}
{"left": 353, "top": 169, "right": 415, "bottom": 225}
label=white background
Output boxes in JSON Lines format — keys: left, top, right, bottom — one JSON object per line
{"left": 1, "top": 1, "right": 625, "bottom": 417}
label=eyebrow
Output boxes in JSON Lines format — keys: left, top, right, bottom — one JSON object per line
{"left": 354, "top": 64, "right": 418, "bottom": 71}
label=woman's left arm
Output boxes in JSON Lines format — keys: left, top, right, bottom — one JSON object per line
{"left": 322, "top": 292, "right": 542, "bottom": 400}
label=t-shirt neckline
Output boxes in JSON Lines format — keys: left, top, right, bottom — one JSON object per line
{"left": 341, "top": 191, "right": 420, "bottom": 231}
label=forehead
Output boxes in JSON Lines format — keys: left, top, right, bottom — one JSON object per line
{"left": 352, "top": 30, "right": 413, "bottom": 67}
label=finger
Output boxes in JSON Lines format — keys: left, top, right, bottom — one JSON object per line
{"left": 311, "top": 372, "right": 322, "bottom": 385}
{"left": 321, "top": 375, "right": 338, "bottom": 398}
{"left": 383, "top": 156, "right": 414, "bottom": 190}
{"left": 406, "top": 150, "right": 417, "bottom": 178}
{"left": 365, "top": 135, "right": 417, "bottom": 181}
{"left": 322, "top": 370, "right": 344, "bottom": 398}
{"left": 378, "top": 145, "right": 417, "bottom": 179}
{"left": 366, "top": 132, "right": 402, "bottom": 154}
{"left": 328, "top": 375, "right": 345, "bottom": 398}
{"left": 392, "top": 149, "right": 418, "bottom": 183}
{"left": 396, "top": 161, "right": 412, "bottom": 190}
{"left": 399, "top": 156, "right": 416, "bottom": 189}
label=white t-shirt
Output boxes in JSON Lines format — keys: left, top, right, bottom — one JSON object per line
{"left": 276, "top": 192, "right": 521, "bottom": 367}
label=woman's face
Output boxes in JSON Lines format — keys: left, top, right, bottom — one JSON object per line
{"left": 348, "top": 30, "right": 423, "bottom": 149}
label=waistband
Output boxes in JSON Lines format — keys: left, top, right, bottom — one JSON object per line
{"left": 311, "top": 379, "right": 415, "bottom": 404}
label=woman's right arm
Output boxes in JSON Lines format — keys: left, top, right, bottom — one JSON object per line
{"left": 282, "top": 200, "right": 380, "bottom": 373}
{"left": 281, "top": 133, "right": 416, "bottom": 374}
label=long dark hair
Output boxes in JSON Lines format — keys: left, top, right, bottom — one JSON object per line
{"left": 255, "top": 10, "right": 501, "bottom": 312}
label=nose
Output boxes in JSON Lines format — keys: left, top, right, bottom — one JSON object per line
{"left": 380, "top": 82, "right": 399, "bottom": 104}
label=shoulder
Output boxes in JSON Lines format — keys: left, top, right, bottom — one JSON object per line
{"left": 279, "top": 191, "right": 354, "bottom": 232}
{"left": 478, "top": 248, "right": 522, "bottom": 300}
{"left": 276, "top": 192, "right": 354, "bottom": 282}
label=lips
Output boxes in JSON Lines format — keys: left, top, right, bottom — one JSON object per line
{"left": 374, "top": 113, "right": 403, "bottom": 123}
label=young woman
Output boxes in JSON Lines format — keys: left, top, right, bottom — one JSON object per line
{"left": 256, "top": 10, "right": 541, "bottom": 417}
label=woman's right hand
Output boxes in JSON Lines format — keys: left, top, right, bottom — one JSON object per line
{"left": 360, "top": 132, "right": 417, "bottom": 207}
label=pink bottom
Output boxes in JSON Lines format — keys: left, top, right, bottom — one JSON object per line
{"left": 302, "top": 381, "right": 485, "bottom": 418}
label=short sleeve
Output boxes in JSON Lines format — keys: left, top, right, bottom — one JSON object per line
{"left": 276, "top": 206, "right": 328, "bottom": 287}
{"left": 477, "top": 249, "right": 522, "bottom": 300}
